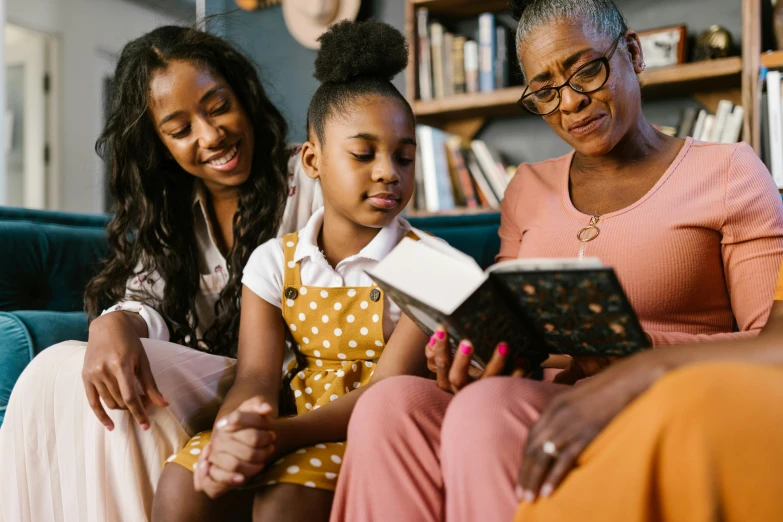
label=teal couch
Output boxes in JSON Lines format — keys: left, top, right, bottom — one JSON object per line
{"left": 0, "top": 207, "right": 501, "bottom": 425}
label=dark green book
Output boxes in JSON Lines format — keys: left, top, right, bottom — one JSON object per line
{"left": 367, "top": 236, "right": 649, "bottom": 369}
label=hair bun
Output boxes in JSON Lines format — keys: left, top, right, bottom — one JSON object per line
{"left": 314, "top": 19, "right": 408, "bottom": 84}
{"left": 508, "top": 0, "right": 534, "bottom": 21}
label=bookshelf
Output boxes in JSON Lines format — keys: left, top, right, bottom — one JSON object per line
{"left": 406, "top": 0, "right": 769, "bottom": 216}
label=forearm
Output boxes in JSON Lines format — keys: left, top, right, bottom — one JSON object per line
{"left": 646, "top": 328, "right": 759, "bottom": 347}
{"left": 273, "top": 384, "right": 370, "bottom": 454}
{"left": 89, "top": 311, "right": 148, "bottom": 339}
{"left": 653, "top": 332, "right": 783, "bottom": 372}
{"left": 215, "top": 377, "right": 280, "bottom": 426}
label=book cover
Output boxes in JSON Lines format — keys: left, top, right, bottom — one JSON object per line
{"left": 478, "top": 13, "right": 496, "bottom": 93}
{"left": 416, "top": 9, "right": 433, "bottom": 101}
{"left": 368, "top": 239, "right": 649, "bottom": 368}
{"left": 464, "top": 40, "right": 479, "bottom": 94}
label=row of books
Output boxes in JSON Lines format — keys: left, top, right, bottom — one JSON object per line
{"left": 762, "top": 69, "right": 783, "bottom": 188}
{"left": 674, "top": 102, "right": 744, "bottom": 143}
{"left": 411, "top": 125, "right": 514, "bottom": 213}
{"left": 416, "top": 9, "right": 511, "bottom": 101}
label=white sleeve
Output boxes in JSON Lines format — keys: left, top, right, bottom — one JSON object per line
{"left": 242, "top": 238, "right": 285, "bottom": 309}
{"left": 277, "top": 146, "right": 323, "bottom": 237}
{"left": 101, "top": 301, "right": 170, "bottom": 341}
{"left": 100, "top": 262, "right": 170, "bottom": 341}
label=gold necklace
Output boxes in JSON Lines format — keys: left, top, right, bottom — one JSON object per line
{"left": 577, "top": 214, "right": 601, "bottom": 260}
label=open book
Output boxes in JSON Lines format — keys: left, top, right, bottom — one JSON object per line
{"left": 367, "top": 236, "right": 649, "bottom": 369}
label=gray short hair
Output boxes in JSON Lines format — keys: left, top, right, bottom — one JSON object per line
{"left": 515, "top": 0, "right": 628, "bottom": 76}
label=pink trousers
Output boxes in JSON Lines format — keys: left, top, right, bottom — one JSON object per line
{"left": 330, "top": 376, "right": 565, "bottom": 522}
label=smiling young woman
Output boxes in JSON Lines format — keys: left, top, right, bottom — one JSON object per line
{"left": 0, "top": 25, "right": 323, "bottom": 522}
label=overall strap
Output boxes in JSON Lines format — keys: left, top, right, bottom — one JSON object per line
{"left": 282, "top": 232, "right": 302, "bottom": 289}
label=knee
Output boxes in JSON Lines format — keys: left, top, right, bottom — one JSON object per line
{"left": 643, "top": 363, "right": 778, "bottom": 429}
{"left": 348, "top": 376, "right": 442, "bottom": 444}
{"left": 151, "top": 464, "right": 200, "bottom": 522}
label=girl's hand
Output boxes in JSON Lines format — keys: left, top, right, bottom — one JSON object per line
{"left": 194, "top": 396, "right": 277, "bottom": 498}
{"left": 425, "top": 327, "right": 522, "bottom": 394}
{"left": 82, "top": 312, "right": 168, "bottom": 431}
{"left": 517, "top": 351, "right": 666, "bottom": 502}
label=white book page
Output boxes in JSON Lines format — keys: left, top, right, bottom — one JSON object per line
{"left": 487, "top": 257, "right": 604, "bottom": 274}
{"left": 368, "top": 238, "right": 487, "bottom": 315}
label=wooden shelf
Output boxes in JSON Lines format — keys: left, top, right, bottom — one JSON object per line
{"left": 761, "top": 51, "right": 783, "bottom": 69}
{"left": 410, "top": 0, "right": 509, "bottom": 17}
{"left": 412, "top": 57, "right": 743, "bottom": 124}
{"left": 639, "top": 57, "right": 743, "bottom": 95}
{"left": 413, "top": 87, "right": 527, "bottom": 121}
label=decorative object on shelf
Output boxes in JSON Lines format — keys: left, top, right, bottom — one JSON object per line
{"left": 282, "top": 0, "right": 361, "bottom": 49}
{"left": 693, "top": 26, "right": 734, "bottom": 61}
{"left": 775, "top": 0, "right": 783, "bottom": 50}
{"left": 637, "top": 25, "right": 687, "bottom": 69}
{"left": 234, "top": 0, "right": 281, "bottom": 11}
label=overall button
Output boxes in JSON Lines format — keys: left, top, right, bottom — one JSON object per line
{"left": 370, "top": 289, "right": 381, "bottom": 302}
{"left": 285, "top": 287, "right": 298, "bottom": 300}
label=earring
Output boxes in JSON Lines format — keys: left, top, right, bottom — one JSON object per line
{"left": 640, "top": 62, "right": 647, "bottom": 71}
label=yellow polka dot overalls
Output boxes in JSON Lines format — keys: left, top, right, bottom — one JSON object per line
{"left": 167, "top": 230, "right": 413, "bottom": 491}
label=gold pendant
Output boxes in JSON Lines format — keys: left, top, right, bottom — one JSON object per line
{"left": 577, "top": 215, "right": 601, "bottom": 242}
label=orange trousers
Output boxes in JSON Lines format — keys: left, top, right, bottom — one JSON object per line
{"left": 516, "top": 363, "right": 783, "bottom": 522}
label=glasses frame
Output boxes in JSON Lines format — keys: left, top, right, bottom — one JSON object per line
{"left": 518, "top": 34, "right": 624, "bottom": 116}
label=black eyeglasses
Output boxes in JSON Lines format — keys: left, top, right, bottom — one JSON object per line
{"left": 518, "top": 35, "right": 623, "bottom": 116}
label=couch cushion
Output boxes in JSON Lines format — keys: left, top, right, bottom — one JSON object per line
{"left": 0, "top": 221, "right": 108, "bottom": 312}
{"left": 408, "top": 212, "right": 501, "bottom": 269}
{"left": 0, "top": 311, "right": 88, "bottom": 424}
{"left": 0, "top": 206, "right": 111, "bottom": 228}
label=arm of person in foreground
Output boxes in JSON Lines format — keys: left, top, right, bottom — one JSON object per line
{"left": 517, "top": 298, "right": 783, "bottom": 502}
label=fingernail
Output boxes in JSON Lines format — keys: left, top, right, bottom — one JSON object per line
{"left": 523, "top": 490, "right": 536, "bottom": 503}
{"left": 541, "top": 484, "right": 553, "bottom": 498}
{"left": 497, "top": 342, "right": 509, "bottom": 357}
{"left": 435, "top": 329, "right": 445, "bottom": 340}
{"left": 233, "top": 473, "right": 244, "bottom": 483}
{"left": 515, "top": 485, "right": 524, "bottom": 500}
{"left": 429, "top": 335, "right": 437, "bottom": 347}
{"left": 105, "top": 424, "right": 114, "bottom": 432}
{"left": 216, "top": 418, "right": 228, "bottom": 429}
{"left": 193, "top": 462, "right": 199, "bottom": 471}
{"left": 254, "top": 402, "right": 272, "bottom": 414}
{"left": 141, "top": 423, "right": 150, "bottom": 431}
{"left": 459, "top": 341, "right": 472, "bottom": 355}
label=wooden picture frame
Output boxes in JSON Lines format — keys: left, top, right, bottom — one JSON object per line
{"left": 637, "top": 25, "right": 687, "bottom": 69}
{"left": 234, "top": 0, "right": 281, "bottom": 11}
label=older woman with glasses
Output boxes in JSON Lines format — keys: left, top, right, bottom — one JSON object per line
{"left": 328, "top": 1, "right": 783, "bottom": 521}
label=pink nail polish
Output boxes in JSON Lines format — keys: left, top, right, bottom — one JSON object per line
{"left": 459, "top": 341, "right": 472, "bottom": 355}
{"left": 435, "top": 330, "right": 445, "bottom": 340}
{"left": 497, "top": 342, "right": 509, "bottom": 357}
{"left": 429, "top": 335, "right": 437, "bottom": 347}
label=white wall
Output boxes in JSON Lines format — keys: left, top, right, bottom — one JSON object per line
{"left": 6, "top": 0, "right": 185, "bottom": 212}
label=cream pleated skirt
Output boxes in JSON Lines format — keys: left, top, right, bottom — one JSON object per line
{"left": 0, "top": 339, "right": 236, "bottom": 522}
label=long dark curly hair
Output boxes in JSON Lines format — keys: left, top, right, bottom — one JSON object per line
{"left": 85, "top": 25, "right": 289, "bottom": 357}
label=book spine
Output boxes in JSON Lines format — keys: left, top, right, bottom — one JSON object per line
{"left": 443, "top": 32, "right": 454, "bottom": 98}
{"left": 478, "top": 13, "right": 495, "bottom": 93}
{"left": 691, "top": 109, "right": 707, "bottom": 139}
{"left": 494, "top": 25, "right": 509, "bottom": 89}
{"left": 719, "top": 106, "right": 744, "bottom": 143}
{"left": 446, "top": 137, "right": 479, "bottom": 208}
{"left": 416, "top": 126, "right": 442, "bottom": 211}
{"left": 700, "top": 115, "right": 715, "bottom": 142}
{"left": 676, "top": 107, "right": 698, "bottom": 138}
{"left": 471, "top": 140, "right": 508, "bottom": 198}
{"left": 762, "top": 91, "right": 771, "bottom": 168}
{"left": 464, "top": 40, "right": 479, "bottom": 94}
{"left": 466, "top": 148, "right": 501, "bottom": 207}
{"left": 709, "top": 100, "right": 734, "bottom": 142}
{"left": 767, "top": 70, "right": 783, "bottom": 187}
{"left": 414, "top": 146, "right": 427, "bottom": 210}
{"left": 430, "top": 23, "right": 445, "bottom": 99}
{"left": 453, "top": 36, "right": 467, "bottom": 94}
{"left": 416, "top": 9, "right": 433, "bottom": 101}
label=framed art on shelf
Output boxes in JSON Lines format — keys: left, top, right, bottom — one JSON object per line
{"left": 638, "top": 25, "right": 687, "bottom": 69}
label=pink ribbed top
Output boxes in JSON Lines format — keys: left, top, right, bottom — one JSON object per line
{"left": 498, "top": 138, "right": 783, "bottom": 346}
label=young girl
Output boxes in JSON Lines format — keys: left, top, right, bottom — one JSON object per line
{"left": 152, "top": 19, "right": 432, "bottom": 522}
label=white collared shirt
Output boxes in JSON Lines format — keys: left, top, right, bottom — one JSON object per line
{"left": 243, "top": 207, "right": 421, "bottom": 341}
{"left": 102, "top": 146, "right": 323, "bottom": 343}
